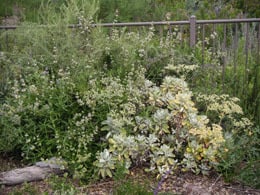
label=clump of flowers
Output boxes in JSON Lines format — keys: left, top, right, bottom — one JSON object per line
{"left": 194, "top": 93, "right": 253, "bottom": 135}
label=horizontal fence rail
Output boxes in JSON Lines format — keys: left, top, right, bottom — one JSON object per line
{"left": 1, "top": 16, "right": 259, "bottom": 47}
{"left": 1, "top": 17, "right": 260, "bottom": 28}
{"left": 1, "top": 17, "right": 259, "bottom": 45}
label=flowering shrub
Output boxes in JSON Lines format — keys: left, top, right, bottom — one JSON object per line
{"left": 95, "top": 76, "right": 226, "bottom": 178}
{"left": 194, "top": 93, "right": 253, "bottom": 135}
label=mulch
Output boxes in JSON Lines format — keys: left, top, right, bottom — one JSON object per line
{"left": 1, "top": 156, "right": 260, "bottom": 195}
{"left": 82, "top": 168, "right": 260, "bottom": 195}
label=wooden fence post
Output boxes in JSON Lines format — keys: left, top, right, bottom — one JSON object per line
{"left": 190, "top": 15, "right": 196, "bottom": 47}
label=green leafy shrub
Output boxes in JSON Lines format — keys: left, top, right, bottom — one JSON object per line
{"left": 192, "top": 92, "right": 258, "bottom": 188}
{"left": 216, "top": 125, "right": 260, "bottom": 188}
{"left": 95, "top": 76, "right": 226, "bottom": 178}
{"left": 164, "top": 60, "right": 259, "bottom": 188}
{"left": 194, "top": 93, "right": 253, "bottom": 133}
{"left": 0, "top": 0, "right": 99, "bottom": 178}
{"left": 185, "top": 24, "right": 260, "bottom": 126}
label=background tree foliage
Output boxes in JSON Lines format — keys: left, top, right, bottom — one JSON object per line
{"left": 228, "top": 0, "right": 260, "bottom": 17}
{"left": 0, "top": 0, "right": 258, "bottom": 23}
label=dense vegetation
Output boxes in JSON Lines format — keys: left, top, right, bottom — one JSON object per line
{"left": 0, "top": 0, "right": 259, "bottom": 192}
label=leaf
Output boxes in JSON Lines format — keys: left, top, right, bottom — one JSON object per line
{"left": 106, "top": 168, "right": 113, "bottom": 177}
{"left": 168, "top": 158, "right": 175, "bottom": 165}
{"left": 100, "top": 169, "right": 105, "bottom": 178}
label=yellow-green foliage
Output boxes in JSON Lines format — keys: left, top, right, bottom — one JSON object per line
{"left": 195, "top": 93, "right": 253, "bottom": 135}
{"left": 95, "top": 76, "right": 226, "bottom": 178}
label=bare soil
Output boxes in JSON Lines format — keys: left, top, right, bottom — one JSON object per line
{"left": 1, "top": 155, "right": 260, "bottom": 195}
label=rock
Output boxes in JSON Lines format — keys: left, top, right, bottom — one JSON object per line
{"left": 0, "top": 157, "right": 67, "bottom": 185}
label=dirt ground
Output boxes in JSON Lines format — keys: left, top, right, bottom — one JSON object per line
{"left": 1, "top": 155, "right": 260, "bottom": 195}
{"left": 80, "top": 168, "right": 260, "bottom": 195}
